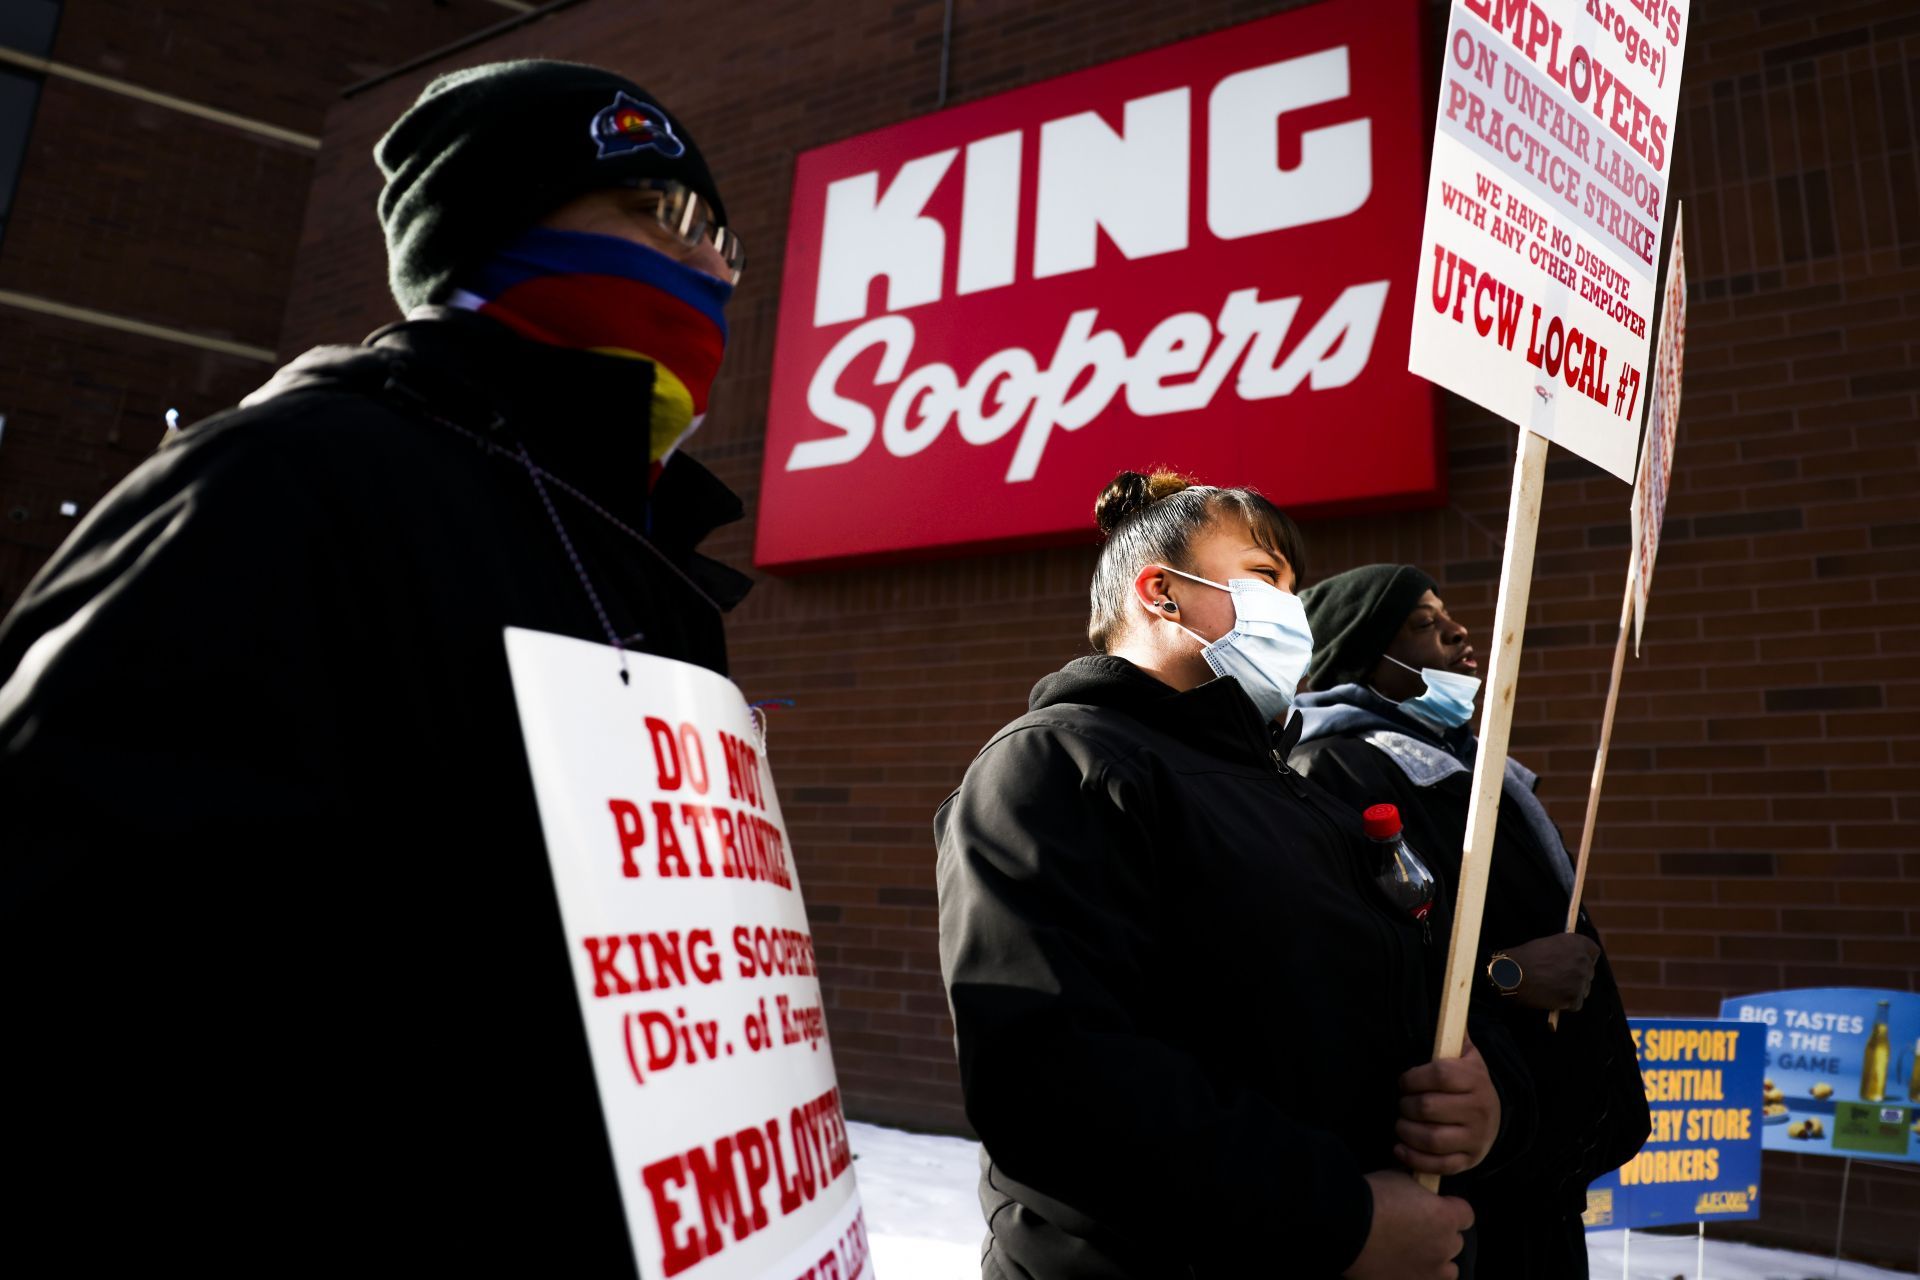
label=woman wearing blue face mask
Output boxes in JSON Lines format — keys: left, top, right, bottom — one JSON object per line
{"left": 1290, "top": 565, "right": 1650, "bottom": 1280}
{"left": 934, "top": 472, "right": 1527, "bottom": 1280}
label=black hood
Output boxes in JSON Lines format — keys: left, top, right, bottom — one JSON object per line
{"left": 1029, "top": 653, "right": 1184, "bottom": 715}
{"left": 1029, "top": 654, "right": 1302, "bottom": 763}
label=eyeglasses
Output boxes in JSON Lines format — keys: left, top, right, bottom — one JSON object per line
{"left": 620, "top": 178, "right": 745, "bottom": 284}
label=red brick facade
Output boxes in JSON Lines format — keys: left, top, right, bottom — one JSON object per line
{"left": 12, "top": 0, "right": 1920, "bottom": 1266}
{"left": 0, "top": 0, "right": 514, "bottom": 603}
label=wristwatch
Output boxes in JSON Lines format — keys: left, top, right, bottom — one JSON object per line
{"left": 1486, "top": 952, "right": 1524, "bottom": 996}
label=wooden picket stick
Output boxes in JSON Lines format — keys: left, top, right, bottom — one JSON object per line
{"left": 1548, "top": 570, "right": 1636, "bottom": 1032}
{"left": 1417, "top": 425, "right": 1551, "bottom": 1193}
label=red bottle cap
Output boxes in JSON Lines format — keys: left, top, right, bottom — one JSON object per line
{"left": 1362, "top": 803, "right": 1401, "bottom": 840}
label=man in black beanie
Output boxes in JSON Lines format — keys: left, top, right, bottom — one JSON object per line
{"left": 0, "top": 61, "right": 749, "bottom": 1273}
{"left": 1289, "top": 565, "right": 1649, "bottom": 1279}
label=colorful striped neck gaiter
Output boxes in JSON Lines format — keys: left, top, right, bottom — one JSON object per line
{"left": 447, "top": 226, "right": 731, "bottom": 487}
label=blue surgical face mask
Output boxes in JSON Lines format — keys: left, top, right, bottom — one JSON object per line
{"left": 1381, "top": 653, "right": 1481, "bottom": 729}
{"left": 1152, "top": 565, "right": 1314, "bottom": 723}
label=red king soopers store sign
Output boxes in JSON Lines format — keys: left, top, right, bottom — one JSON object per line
{"left": 757, "top": 0, "right": 1437, "bottom": 571}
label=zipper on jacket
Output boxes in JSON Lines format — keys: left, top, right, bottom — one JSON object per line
{"left": 1268, "top": 746, "right": 1308, "bottom": 796}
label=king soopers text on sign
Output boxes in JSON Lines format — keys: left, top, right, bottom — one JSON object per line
{"left": 797, "top": 49, "right": 1380, "bottom": 482}
{"left": 758, "top": 0, "right": 1438, "bottom": 570}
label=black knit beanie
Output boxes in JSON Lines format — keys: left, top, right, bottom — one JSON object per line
{"left": 1299, "top": 564, "right": 1437, "bottom": 691}
{"left": 376, "top": 60, "right": 727, "bottom": 313}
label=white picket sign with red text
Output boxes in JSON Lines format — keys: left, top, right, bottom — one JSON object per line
{"left": 506, "top": 629, "right": 868, "bottom": 1280}
{"left": 1410, "top": 0, "right": 1691, "bottom": 478}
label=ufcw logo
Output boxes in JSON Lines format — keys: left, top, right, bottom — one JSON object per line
{"left": 1695, "top": 1189, "right": 1754, "bottom": 1215}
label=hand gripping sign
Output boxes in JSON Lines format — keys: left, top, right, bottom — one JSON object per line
{"left": 505, "top": 629, "right": 869, "bottom": 1280}
{"left": 1406, "top": 0, "right": 1692, "bottom": 1183}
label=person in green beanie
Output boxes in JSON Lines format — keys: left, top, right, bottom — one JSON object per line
{"left": 1289, "top": 565, "right": 1650, "bottom": 1280}
{"left": 1, "top": 61, "right": 749, "bottom": 1273}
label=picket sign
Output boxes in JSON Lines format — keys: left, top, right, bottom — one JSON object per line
{"left": 503, "top": 630, "right": 869, "bottom": 1280}
{"left": 1417, "top": 424, "right": 1550, "bottom": 1192}
{"left": 1553, "top": 205, "right": 1688, "bottom": 1032}
{"left": 1407, "top": 0, "right": 1693, "bottom": 1186}
{"left": 1558, "top": 578, "right": 1636, "bottom": 951}
{"left": 1549, "top": 562, "right": 1637, "bottom": 1040}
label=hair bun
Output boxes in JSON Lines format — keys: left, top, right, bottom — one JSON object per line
{"left": 1093, "top": 468, "right": 1196, "bottom": 536}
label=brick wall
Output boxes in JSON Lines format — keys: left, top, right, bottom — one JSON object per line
{"left": 46, "top": 0, "right": 522, "bottom": 136}
{"left": 0, "top": 307, "right": 259, "bottom": 593}
{"left": 33, "top": 0, "right": 1920, "bottom": 1264}
{"left": 0, "top": 0, "right": 515, "bottom": 609}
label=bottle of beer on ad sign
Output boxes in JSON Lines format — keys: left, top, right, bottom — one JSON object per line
{"left": 1859, "top": 999, "right": 1890, "bottom": 1102}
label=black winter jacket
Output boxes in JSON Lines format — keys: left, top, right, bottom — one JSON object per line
{"left": 0, "top": 309, "right": 749, "bottom": 1274}
{"left": 1291, "top": 686, "right": 1650, "bottom": 1279}
{"left": 934, "top": 656, "right": 1534, "bottom": 1280}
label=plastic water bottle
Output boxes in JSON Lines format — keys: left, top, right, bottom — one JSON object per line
{"left": 1363, "top": 803, "right": 1439, "bottom": 942}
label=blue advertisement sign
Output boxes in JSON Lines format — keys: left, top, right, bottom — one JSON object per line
{"left": 1720, "top": 988, "right": 1920, "bottom": 1165}
{"left": 1583, "top": 1018, "right": 1764, "bottom": 1231}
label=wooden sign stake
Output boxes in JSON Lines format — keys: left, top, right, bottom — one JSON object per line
{"left": 1548, "top": 570, "right": 1636, "bottom": 1032}
{"left": 1417, "top": 425, "right": 1550, "bottom": 1193}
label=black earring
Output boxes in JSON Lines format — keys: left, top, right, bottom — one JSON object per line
{"left": 1161, "top": 600, "right": 1177, "bottom": 612}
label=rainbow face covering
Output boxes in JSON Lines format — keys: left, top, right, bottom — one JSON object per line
{"left": 447, "top": 226, "right": 731, "bottom": 485}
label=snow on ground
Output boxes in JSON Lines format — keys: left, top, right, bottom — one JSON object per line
{"left": 850, "top": 1122, "right": 981, "bottom": 1277}
{"left": 1585, "top": 1229, "right": 1917, "bottom": 1280}
{"left": 848, "top": 1121, "right": 1918, "bottom": 1280}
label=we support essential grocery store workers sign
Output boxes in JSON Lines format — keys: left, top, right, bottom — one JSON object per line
{"left": 758, "top": 0, "right": 1438, "bottom": 571}
{"left": 506, "top": 629, "right": 869, "bottom": 1280}
{"left": 1723, "top": 988, "right": 1920, "bottom": 1165}
{"left": 1410, "top": 0, "right": 1691, "bottom": 478}
{"left": 1584, "top": 1018, "right": 1764, "bottom": 1231}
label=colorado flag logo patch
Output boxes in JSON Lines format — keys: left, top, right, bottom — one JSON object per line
{"left": 591, "top": 91, "right": 685, "bottom": 160}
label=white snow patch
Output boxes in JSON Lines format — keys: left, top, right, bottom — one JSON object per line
{"left": 848, "top": 1121, "right": 1918, "bottom": 1280}
{"left": 1586, "top": 1229, "right": 1917, "bottom": 1280}
{"left": 851, "top": 1121, "right": 981, "bottom": 1279}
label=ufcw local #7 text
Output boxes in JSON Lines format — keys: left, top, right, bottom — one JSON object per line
{"left": 1426, "top": 0, "right": 1687, "bottom": 421}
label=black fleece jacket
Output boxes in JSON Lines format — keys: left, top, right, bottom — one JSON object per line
{"left": 935, "top": 656, "right": 1536, "bottom": 1280}
{"left": 0, "top": 309, "right": 749, "bottom": 1275}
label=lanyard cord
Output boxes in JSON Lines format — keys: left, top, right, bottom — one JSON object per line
{"left": 389, "top": 389, "right": 726, "bottom": 683}
{"left": 513, "top": 440, "right": 631, "bottom": 683}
